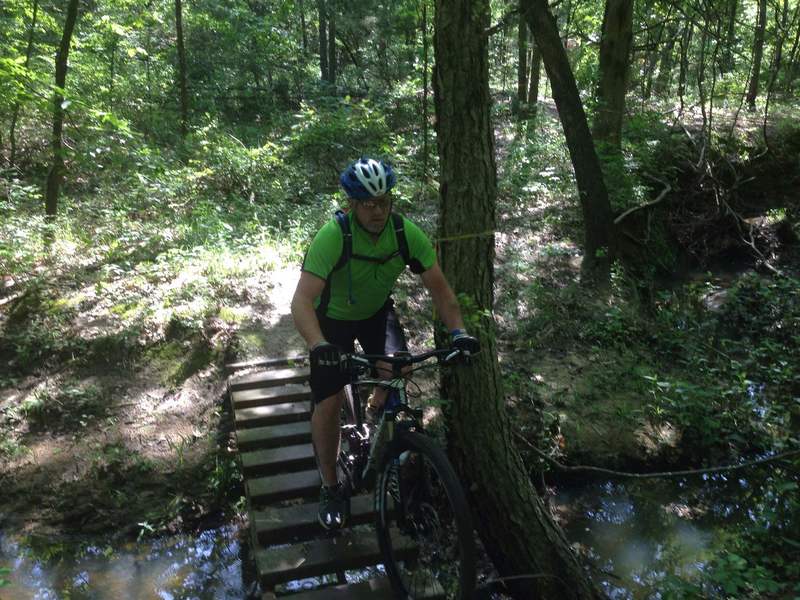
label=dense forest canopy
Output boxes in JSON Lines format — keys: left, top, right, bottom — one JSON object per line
{"left": 1, "top": 0, "right": 799, "bottom": 597}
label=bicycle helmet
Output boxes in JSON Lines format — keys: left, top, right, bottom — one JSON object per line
{"left": 340, "top": 157, "right": 396, "bottom": 200}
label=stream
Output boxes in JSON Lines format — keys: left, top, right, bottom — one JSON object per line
{"left": 0, "top": 475, "right": 750, "bottom": 599}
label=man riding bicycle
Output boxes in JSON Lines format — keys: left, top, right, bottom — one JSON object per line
{"left": 290, "top": 157, "right": 479, "bottom": 530}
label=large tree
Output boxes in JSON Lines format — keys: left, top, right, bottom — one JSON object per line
{"left": 175, "top": 0, "right": 189, "bottom": 137}
{"left": 522, "top": 0, "right": 615, "bottom": 277}
{"left": 746, "top": 0, "right": 768, "bottom": 111}
{"left": 44, "top": 0, "right": 80, "bottom": 217}
{"left": 433, "top": 0, "right": 603, "bottom": 598}
{"left": 592, "top": 0, "right": 634, "bottom": 152}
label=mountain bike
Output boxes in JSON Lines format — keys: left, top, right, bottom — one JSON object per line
{"left": 336, "top": 348, "right": 476, "bottom": 600}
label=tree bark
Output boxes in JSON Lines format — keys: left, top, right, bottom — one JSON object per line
{"left": 434, "top": 1, "right": 606, "bottom": 596}
{"left": 517, "top": 10, "right": 529, "bottom": 114}
{"left": 746, "top": 0, "right": 768, "bottom": 111}
{"left": 678, "top": 21, "right": 693, "bottom": 113}
{"left": 528, "top": 44, "right": 542, "bottom": 115}
{"left": 642, "top": 23, "right": 664, "bottom": 100}
{"left": 772, "top": 0, "right": 789, "bottom": 76}
{"left": 9, "top": 0, "right": 39, "bottom": 168}
{"left": 44, "top": 0, "right": 79, "bottom": 217}
{"left": 652, "top": 21, "right": 678, "bottom": 96}
{"left": 592, "top": 0, "right": 634, "bottom": 153}
{"left": 298, "top": 0, "right": 308, "bottom": 52}
{"left": 327, "top": 2, "right": 336, "bottom": 84}
{"left": 317, "top": 0, "right": 328, "bottom": 81}
{"left": 786, "top": 7, "right": 800, "bottom": 90}
{"left": 721, "top": 0, "right": 738, "bottom": 72}
{"left": 174, "top": 0, "right": 189, "bottom": 137}
{"left": 522, "top": 0, "right": 614, "bottom": 278}
{"left": 421, "top": 0, "right": 430, "bottom": 178}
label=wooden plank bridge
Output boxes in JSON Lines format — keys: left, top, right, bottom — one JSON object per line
{"left": 226, "top": 355, "right": 407, "bottom": 599}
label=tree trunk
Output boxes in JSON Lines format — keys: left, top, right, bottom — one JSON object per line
{"left": 421, "top": 0, "right": 430, "bottom": 179}
{"left": 517, "top": 11, "right": 529, "bottom": 114}
{"left": 298, "top": 0, "right": 308, "bottom": 52}
{"left": 747, "top": 0, "right": 768, "bottom": 111}
{"left": 44, "top": 0, "right": 79, "bottom": 217}
{"left": 327, "top": 3, "right": 336, "bottom": 84}
{"left": 721, "top": 0, "right": 738, "bottom": 72}
{"left": 434, "top": 2, "right": 606, "bottom": 598}
{"left": 642, "top": 25, "right": 663, "bottom": 100}
{"left": 317, "top": 0, "right": 328, "bottom": 81}
{"left": 678, "top": 21, "right": 693, "bottom": 113}
{"left": 772, "top": 0, "right": 789, "bottom": 76}
{"left": 523, "top": 0, "right": 614, "bottom": 278}
{"left": 786, "top": 8, "right": 800, "bottom": 90}
{"left": 174, "top": 0, "right": 189, "bottom": 137}
{"left": 528, "top": 44, "right": 542, "bottom": 115}
{"left": 9, "top": 0, "right": 39, "bottom": 168}
{"left": 592, "top": 0, "right": 634, "bottom": 153}
{"left": 652, "top": 21, "right": 678, "bottom": 96}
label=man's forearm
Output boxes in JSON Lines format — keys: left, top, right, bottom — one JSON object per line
{"left": 431, "top": 285, "right": 465, "bottom": 332}
{"left": 291, "top": 295, "right": 325, "bottom": 348}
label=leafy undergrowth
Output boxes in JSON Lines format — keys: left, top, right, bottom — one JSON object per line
{"left": 492, "top": 109, "right": 800, "bottom": 597}
{"left": 2, "top": 96, "right": 798, "bottom": 594}
{"left": 0, "top": 92, "right": 434, "bottom": 546}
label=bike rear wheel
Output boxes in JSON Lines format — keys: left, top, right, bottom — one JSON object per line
{"left": 375, "top": 430, "right": 476, "bottom": 599}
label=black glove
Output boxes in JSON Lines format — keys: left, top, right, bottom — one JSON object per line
{"left": 309, "top": 341, "right": 346, "bottom": 402}
{"left": 310, "top": 341, "right": 342, "bottom": 369}
{"left": 450, "top": 329, "right": 480, "bottom": 355}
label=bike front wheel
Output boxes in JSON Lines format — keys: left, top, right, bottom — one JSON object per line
{"left": 375, "top": 430, "right": 476, "bottom": 599}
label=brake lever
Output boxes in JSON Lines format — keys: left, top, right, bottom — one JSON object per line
{"left": 443, "top": 349, "right": 461, "bottom": 364}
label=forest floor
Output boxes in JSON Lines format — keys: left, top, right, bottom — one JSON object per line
{"left": 1, "top": 106, "right": 798, "bottom": 594}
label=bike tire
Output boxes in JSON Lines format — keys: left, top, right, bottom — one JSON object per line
{"left": 375, "top": 430, "right": 476, "bottom": 599}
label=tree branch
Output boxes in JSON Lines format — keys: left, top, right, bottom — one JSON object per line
{"left": 485, "top": 8, "right": 520, "bottom": 37}
{"left": 515, "top": 432, "right": 800, "bottom": 479}
{"left": 614, "top": 174, "right": 671, "bottom": 225}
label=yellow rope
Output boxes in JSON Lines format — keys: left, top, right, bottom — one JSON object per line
{"left": 433, "top": 230, "right": 496, "bottom": 244}
{"left": 430, "top": 229, "right": 496, "bottom": 323}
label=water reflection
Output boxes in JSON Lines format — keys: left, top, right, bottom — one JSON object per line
{"left": 0, "top": 525, "right": 247, "bottom": 600}
{"left": 555, "top": 480, "right": 713, "bottom": 600}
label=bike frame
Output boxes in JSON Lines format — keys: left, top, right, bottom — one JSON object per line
{"left": 339, "top": 350, "right": 458, "bottom": 493}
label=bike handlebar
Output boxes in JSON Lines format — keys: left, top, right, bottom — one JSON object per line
{"left": 341, "top": 347, "right": 469, "bottom": 372}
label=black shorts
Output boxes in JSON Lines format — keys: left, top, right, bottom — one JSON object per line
{"left": 312, "top": 299, "right": 408, "bottom": 402}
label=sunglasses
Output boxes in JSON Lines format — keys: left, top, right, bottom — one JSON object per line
{"left": 356, "top": 196, "right": 392, "bottom": 211}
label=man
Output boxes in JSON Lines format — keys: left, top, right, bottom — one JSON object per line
{"left": 291, "top": 157, "right": 479, "bottom": 530}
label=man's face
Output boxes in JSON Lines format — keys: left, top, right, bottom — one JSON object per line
{"left": 352, "top": 194, "right": 392, "bottom": 234}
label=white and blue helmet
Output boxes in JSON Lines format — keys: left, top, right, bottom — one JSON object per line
{"left": 340, "top": 158, "right": 396, "bottom": 200}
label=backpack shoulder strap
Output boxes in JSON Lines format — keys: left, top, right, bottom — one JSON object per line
{"left": 333, "top": 210, "right": 352, "bottom": 272}
{"left": 317, "top": 210, "right": 353, "bottom": 316}
{"left": 392, "top": 213, "right": 426, "bottom": 274}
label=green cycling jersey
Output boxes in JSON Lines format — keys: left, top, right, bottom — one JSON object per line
{"left": 302, "top": 211, "right": 436, "bottom": 320}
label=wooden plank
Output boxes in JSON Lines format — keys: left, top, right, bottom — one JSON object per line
{"left": 236, "top": 421, "right": 311, "bottom": 452}
{"left": 226, "top": 355, "right": 307, "bottom": 372}
{"left": 247, "top": 469, "right": 321, "bottom": 505}
{"left": 241, "top": 444, "right": 316, "bottom": 478}
{"left": 253, "top": 495, "right": 375, "bottom": 546}
{"left": 234, "top": 401, "right": 311, "bottom": 429}
{"left": 255, "top": 528, "right": 416, "bottom": 588}
{"left": 232, "top": 383, "right": 310, "bottom": 409}
{"left": 280, "top": 578, "right": 394, "bottom": 599}
{"left": 229, "top": 367, "right": 310, "bottom": 392}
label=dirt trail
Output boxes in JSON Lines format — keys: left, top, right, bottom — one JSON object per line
{"left": 0, "top": 267, "right": 306, "bottom": 540}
